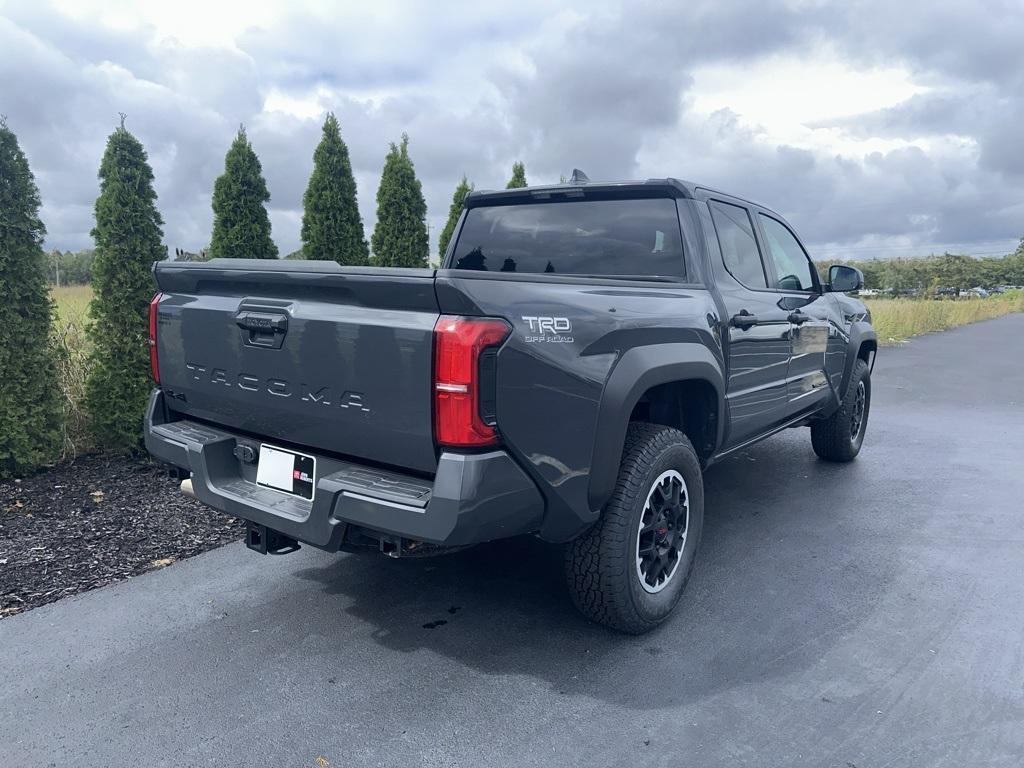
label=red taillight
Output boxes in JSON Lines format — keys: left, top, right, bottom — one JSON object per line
{"left": 149, "top": 292, "right": 162, "bottom": 384}
{"left": 433, "top": 315, "right": 510, "bottom": 447}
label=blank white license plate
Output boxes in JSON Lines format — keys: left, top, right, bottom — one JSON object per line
{"left": 256, "top": 444, "right": 316, "bottom": 501}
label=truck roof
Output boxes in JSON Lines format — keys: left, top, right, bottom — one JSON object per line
{"left": 465, "top": 177, "right": 776, "bottom": 216}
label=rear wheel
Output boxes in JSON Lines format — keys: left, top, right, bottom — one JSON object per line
{"left": 811, "top": 358, "right": 871, "bottom": 462}
{"left": 565, "top": 423, "right": 704, "bottom": 634}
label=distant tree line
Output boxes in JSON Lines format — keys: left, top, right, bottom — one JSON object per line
{"left": 815, "top": 248, "right": 1024, "bottom": 295}
{"left": 46, "top": 248, "right": 96, "bottom": 285}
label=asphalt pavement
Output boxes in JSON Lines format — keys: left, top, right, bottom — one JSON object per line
{"left": 3, "top": 314, "right": 1023, "bottom": 767}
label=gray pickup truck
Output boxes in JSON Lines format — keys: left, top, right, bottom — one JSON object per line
{"left": 145, "top": 177, "right": 875, "bottom": 633}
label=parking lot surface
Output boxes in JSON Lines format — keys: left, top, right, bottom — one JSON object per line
{"left": 2, "top": 314, "right": 1023, "bottom": 767}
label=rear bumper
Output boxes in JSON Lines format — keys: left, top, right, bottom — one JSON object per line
{"left": 144, "top": 391, "right": 544, "bottom": 550}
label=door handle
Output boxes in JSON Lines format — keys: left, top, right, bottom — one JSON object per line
{"left": 730, "top": 310, "right": 758, "bottom": 330}
{"left": 787, "top": 311, "right": 810, "bottom": 325}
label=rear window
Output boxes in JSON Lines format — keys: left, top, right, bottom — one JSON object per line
{"left": 449, "top": 198, "right": 686, "bottom": 278}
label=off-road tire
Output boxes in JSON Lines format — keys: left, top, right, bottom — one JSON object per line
{"left": 811, "top": 358, "right": 871, "bottom": 462}
{"left": 565, "top": 423, "right": 704, "bottom": 634}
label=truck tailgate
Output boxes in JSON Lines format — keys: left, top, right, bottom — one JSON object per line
{"left": 153, "top": 260, "right": 439, "bottom": 474}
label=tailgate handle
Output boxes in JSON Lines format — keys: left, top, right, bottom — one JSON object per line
{"left": 235, "top": 311, "right": 288, "bottom": 349}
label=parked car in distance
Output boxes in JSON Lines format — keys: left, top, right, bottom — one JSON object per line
{"left": 145, "top": 177, "right": 876, "bottom": 633}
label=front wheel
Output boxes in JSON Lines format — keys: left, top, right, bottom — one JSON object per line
{"left": 565, "top": 423, "right": 704, "bottom": 634}
{"left": 811, "top": 358, "right": 871, "bottom": 462}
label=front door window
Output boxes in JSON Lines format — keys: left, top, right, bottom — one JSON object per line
{"left": 759, "top": 214, "right": 816, "bottom": 292}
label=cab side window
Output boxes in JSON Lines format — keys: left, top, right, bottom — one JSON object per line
{"left": 709, "top": 201, "right": 768, "bottom": 289}
{"left": 758, "top": 214, "right": 816, "bottom": 292}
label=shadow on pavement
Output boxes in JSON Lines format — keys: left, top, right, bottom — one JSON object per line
{"left": 286, "top": 432, "right": 897, "bottom": 710}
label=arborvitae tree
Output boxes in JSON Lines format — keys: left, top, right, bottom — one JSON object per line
{"left": 209, "top": 127, "right": 278, "bottom": 259}
{"left": 84, "top": 122, "right": 167, "bottom": 451}
{"left": 301, "top": 113, "right": 368, "bottom": 265}
{"left": 438, "top": 176, "right": 472, "bottom": 259}
{"left": 371, "top": 134, "right": 428, "bottom": 267}
{"left": 506, "top": 161, "right": 527, "bottom": 189}
{"left": 0, "top": 120, "right": 62, "bottom": 477}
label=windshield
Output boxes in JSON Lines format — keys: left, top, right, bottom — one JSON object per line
{"left": 449, "top": 198, "right": 686, "bottom": 278}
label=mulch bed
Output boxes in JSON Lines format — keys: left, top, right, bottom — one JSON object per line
{"left": 0, "top": 454, "right": 243, "bottom": 618}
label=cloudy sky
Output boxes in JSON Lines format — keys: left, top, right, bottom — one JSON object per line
{"left": 2, "top": 0, "right": 1022, "bottom": 261}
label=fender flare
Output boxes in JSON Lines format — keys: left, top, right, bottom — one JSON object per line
{"left": 587, "top": 343, "right": 725, "bottom": 513}
{"left": 839, "top": 322, "right": 877, "bottom": 398}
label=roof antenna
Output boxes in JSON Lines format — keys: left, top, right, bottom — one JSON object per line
{"left": 570, "top": 168, "right": 590, "bottom": 184}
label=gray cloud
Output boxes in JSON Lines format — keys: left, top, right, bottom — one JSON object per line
{"left": 819, "top": 0, "right": 1024, "bottom": 184}
{"left": 2, "top": 0, "right": 1023, "bottom": 260}
{"left": 809, "top": 90, "right": 990, "bottom": 139}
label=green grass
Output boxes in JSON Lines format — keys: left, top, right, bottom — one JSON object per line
{"left": 50, "top": 285, "right": 93, "bottom": 457}
{"left": 865, "top": 291, "right": 1024, "bottom": 345}
{"left": 51, "top": 284, "right": 92, "bottom": 323}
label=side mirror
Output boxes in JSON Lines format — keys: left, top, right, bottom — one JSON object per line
{"left": 828, "top": 265, "right": 864, "bottom": 293}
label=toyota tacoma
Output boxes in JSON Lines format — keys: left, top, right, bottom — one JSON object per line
{"left": 145, "top": 176, "right": 875, "bottom": 633}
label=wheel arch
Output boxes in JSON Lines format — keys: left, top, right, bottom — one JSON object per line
{"left": 857, "top": 337, "right": 877, "bottom": 364}
{"left": 839, "top": 321, "right": 877, "bottom": 398}
{"left": 588, "top": 343, "right": 724, "bottom": 513}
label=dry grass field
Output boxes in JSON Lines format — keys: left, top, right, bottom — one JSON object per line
{"left": 865, "top": 291, "right": 1024, "bottom": 344}
{"left": 51, "top": 285, "right": 93, "bottom": 456}
{"left": 51, "top": 284, "right": 92, "bottom": 325}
